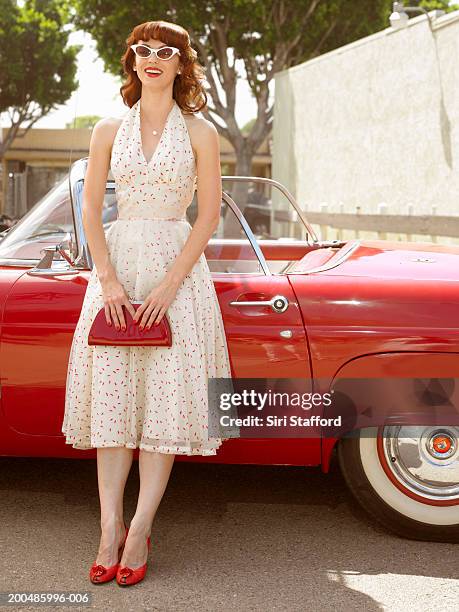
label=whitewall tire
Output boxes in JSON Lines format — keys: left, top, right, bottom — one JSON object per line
{"left": 337, "top": 426, "right": 459, "bottom": 542}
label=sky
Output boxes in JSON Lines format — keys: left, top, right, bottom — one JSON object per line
{"left": 31, "top": 29, "right": 261, "bottom": 130}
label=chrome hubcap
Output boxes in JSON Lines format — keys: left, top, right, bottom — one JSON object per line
{"left": 382, "top": 425, "right": 459, "bottom": 502}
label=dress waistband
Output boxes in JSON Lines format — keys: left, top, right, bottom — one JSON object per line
{"left": 115, "top": 216, "right": 188, "bottom": 222}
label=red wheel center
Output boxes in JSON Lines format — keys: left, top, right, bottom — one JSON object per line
{"left": 432, "top": 435, "right": 452, "bottom": 454}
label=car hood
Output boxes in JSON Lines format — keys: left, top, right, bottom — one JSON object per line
{"left": 320, "top": 239, "right": 459, "bottom": 282}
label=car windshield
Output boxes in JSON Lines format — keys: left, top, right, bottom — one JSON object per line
{"left": 0, "top": 179, "right": 75, "bottom": 261}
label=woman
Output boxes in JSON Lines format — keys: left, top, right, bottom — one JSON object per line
{"left": 61, "top": 19, "right": 232, "bottom": 586}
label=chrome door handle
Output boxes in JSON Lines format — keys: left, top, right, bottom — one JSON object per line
{"left": 229, "top": 294, "right": 289, "bottom": 313}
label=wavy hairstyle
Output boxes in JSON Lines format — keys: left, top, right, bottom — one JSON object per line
{"left": 119, "top": 20, "right": 207, "bottom": 114}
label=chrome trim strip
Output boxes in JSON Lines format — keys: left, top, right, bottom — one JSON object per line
{"left": 69, "top": 158, "right": 87, "bottom": 265}
{"left": 221, "top": 191, "right": 271, "bottom": 276}
{"left": 27, "top": 267, "right": 80, "bottom": 276}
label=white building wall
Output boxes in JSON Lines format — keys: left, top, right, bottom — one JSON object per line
{"left": 272, "top": 10, "right": 459, "bottom": 239}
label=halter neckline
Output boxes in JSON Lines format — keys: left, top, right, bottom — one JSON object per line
{"left": 136, "top": 99, "right": 177, "bottom": 167}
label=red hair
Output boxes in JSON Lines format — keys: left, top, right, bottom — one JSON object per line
{"left": 119, "top": 20, "right": 207, "bottom": 114}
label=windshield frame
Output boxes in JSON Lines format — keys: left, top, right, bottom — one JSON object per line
{"left": 0, "top": 177, "right": 78, "bottom": 267}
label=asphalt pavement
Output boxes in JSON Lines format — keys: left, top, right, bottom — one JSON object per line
{"left": 1, "top": 451, "right": 458, "bottom": 611}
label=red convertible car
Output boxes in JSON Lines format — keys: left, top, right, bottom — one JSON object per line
{"left": 0, "top": 158, "right": 458, "bottom": 543}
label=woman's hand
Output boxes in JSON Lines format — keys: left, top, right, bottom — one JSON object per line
{"left": 100, "top": 275, "right": 136, "bottom": 331}
{"left": 133, "top": 277, "right": 180, "bottom": 329}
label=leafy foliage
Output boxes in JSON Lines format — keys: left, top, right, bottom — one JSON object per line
{"left": 65, "top": 115, "right": 102, "bottom": 129}
{"left": 0, "top": 0, "right": 80, "bottom": 157}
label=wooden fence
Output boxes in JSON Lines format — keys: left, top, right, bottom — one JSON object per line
{"left": 305, "top": 204, "right": 459, "bottom": 243}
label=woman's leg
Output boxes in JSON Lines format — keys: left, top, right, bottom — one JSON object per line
{"left": 119, "top": 450, "right": 175, "bottom": 567}
{"left": 95, "top": 447, "right": 134, "bottom": 566}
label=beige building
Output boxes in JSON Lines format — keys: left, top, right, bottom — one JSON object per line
{"left": 1, "top": 120, "right": 271, "bottom": 219}
{"left": 272, "top": 9, "right": 459, "bottom": 242}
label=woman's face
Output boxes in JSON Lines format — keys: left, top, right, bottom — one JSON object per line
{"left": 134, "top": 38, "right": 181, "bottom": 87}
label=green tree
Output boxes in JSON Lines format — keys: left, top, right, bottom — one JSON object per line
{"left": 417, "top": 1, "right": 459, "bottom": 11}
{"left": 65, "top": 115, "right": 102, "bottom": 129}
{"left": 0, "top": 0, "right": 81, "bottom": 160}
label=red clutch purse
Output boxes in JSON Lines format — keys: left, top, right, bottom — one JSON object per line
{"left": 87, "top": 302, "right": 172, "bottom": 346}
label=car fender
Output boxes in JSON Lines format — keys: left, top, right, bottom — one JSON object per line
{"left": 321, "top": 351, "right": 459, "bottom": 472}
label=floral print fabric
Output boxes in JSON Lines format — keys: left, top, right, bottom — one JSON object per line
{"left": 61, "top": 98, "right": 232, "bottom": 455}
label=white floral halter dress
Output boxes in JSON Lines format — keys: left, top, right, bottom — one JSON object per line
{"left": 62, "top": 97, "right": 232, "bottom": 456}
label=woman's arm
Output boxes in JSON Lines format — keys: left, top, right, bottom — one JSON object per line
{"left": 82, "top": 118, "right": 135, "bottom": 329}
{"left": 164, "top": 117, "right": 222, "bottom": 286}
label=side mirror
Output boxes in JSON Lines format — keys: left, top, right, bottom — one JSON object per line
{"left": 27, "top": 232, "right": 80, "bottom": 276}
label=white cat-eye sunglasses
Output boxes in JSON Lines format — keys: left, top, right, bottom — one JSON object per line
{"left": 130, "top": 44, "right": 181, "bottom": 61}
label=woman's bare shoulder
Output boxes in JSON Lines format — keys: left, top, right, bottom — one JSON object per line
{"left": 182, "top": 111, "right": 212, "bottom": 132}
{"left": 90, "top": 116, "right": 124, "bottom": 151}
{"left": 183, "top": 112, "right": 218, "bottom": 159}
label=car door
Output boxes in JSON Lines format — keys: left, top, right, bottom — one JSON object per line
{"left": 207, "top": 181, "right": 317, "bottom": 455}
{"left": 0, "top": 178, "right": 90, "bottom": 437}
{"left": 1, "top": 265, "right": 89, "bottom": 437}
{"left": 208, "top": 219, "right": 310, "bottom": 380}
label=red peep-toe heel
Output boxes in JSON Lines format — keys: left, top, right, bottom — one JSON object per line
{"left": 116, "top": 534, "right": 151, "bottom": 587}
{"left": 89, "top": 524, "right": 129, "bottom": 584}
